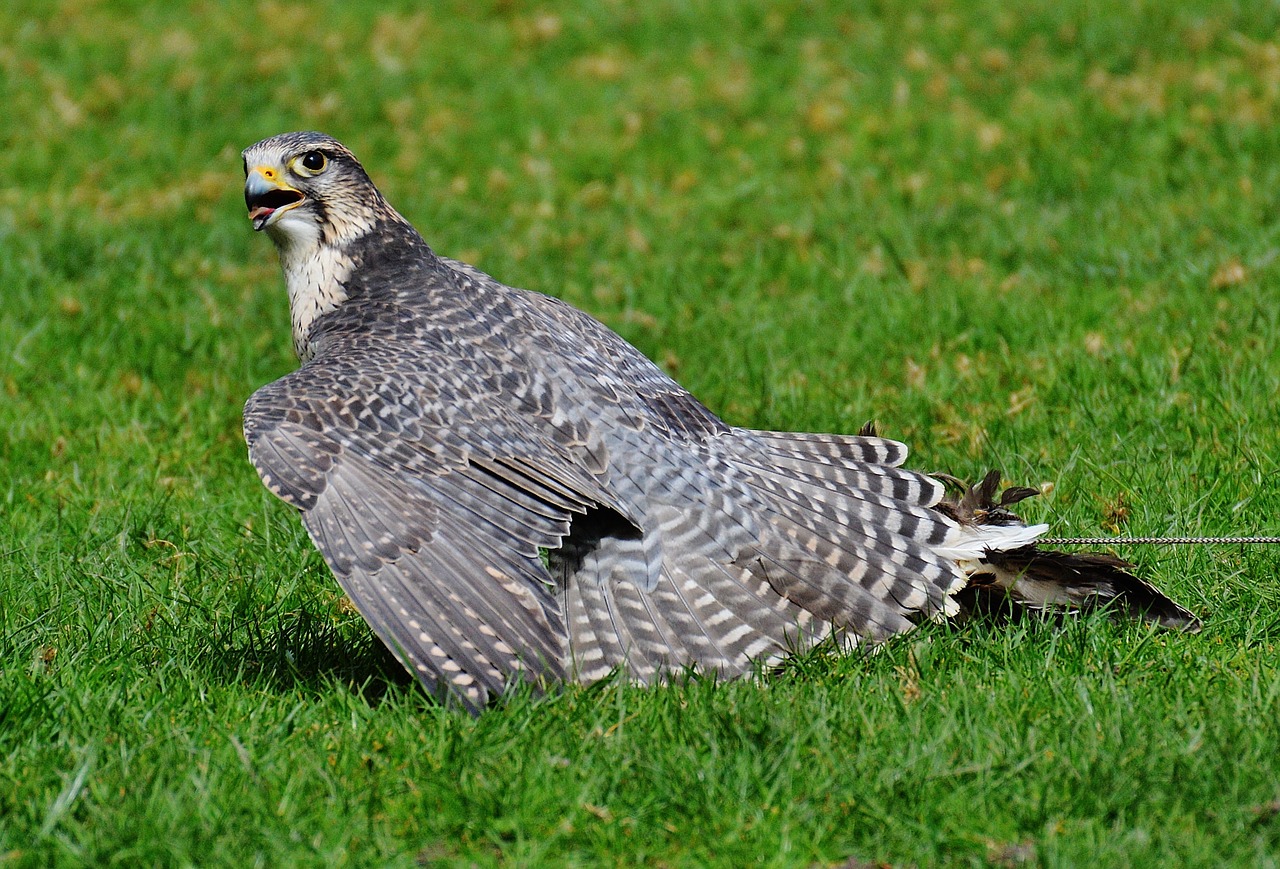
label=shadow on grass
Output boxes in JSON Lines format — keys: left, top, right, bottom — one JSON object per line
{"left": 196, "top": 587, "right": 1197, "bottom": 713}
{"left": 204, "top": 608, "right": 421, "bottom": 704}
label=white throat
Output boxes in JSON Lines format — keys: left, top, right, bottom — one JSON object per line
{"left": 269, "top": 215, "right": 354, "bottom": 362}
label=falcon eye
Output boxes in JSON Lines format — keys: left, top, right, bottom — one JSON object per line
{"left": 298, "top": 151, "right": 328, "bottom": 174}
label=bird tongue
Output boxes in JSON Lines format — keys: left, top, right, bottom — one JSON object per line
{"left": 249, "top": 206, "right": 273, "bottom": 231}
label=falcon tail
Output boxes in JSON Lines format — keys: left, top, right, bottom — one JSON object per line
{"left": 935, "top": 471, "right": 1202, "bottom": 632}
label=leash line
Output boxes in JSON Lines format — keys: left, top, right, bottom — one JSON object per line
{"left": 1040, "top": 536, "right": 1280, "bottom": 546}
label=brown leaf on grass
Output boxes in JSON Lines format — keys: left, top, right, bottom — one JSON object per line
{"left": 486, "top": 168, "right": 512, "bottom": 194}
{"left": 986, "top": 838, "right": 1036, "bottom": 867}
{"left": 976, "top": 122, "right": 1005, "bottom": 151}
{"left": 903, "top": 46, "right": 931, "bottom": 71}
{"left": 1248, "top": 799, "right": 1280, "bottom": 823}
{"left": 626, "top": 226, "right": 650, "bottom": 254}
{"left": 513, "top": 13, "right": 562, "bottom": 46}
{"left": 1102, "top": 491, "right": 1131, "bottom": 533}
{"left": 582, "top": 803, "right": 613, "bottom": 821}
{"left": 905, "top": 358, "right": 927, "bottom": 389}
{"left": 118, "top": 371, "right": 144, "bottom": 398}
{"left": 896, "top": 663, "right": 921, "bottom": 703}
{"left": 577, "top": 181, "right": 610, "bottom": 209}
{"left": 576, "top": 51, "right": 627, "bottom": 81}
{"left": 1210, "top": 259, "right": 1247, "bottom": 289}
{"left": 1006, "top": 386, "right": 1035, "bottom": 416}
{"left": 980, "top": 47, "right": 1011, "bottom": 72}
{"left": 805, "top": 99, "right": 847, "bottom": 133}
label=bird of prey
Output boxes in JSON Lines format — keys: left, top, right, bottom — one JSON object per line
{"left": 240, "top": 131, "right": 1199, "bottom": 712}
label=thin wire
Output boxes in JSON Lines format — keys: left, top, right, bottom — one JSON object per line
{"left": 1040, "top": 536, "right": 1280, "bottom": 546}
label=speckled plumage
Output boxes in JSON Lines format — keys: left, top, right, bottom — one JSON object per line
{"left": 239, "top": 132, "right": 1196, "bottom": 712}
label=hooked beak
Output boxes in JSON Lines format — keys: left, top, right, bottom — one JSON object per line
{"left": 245, "top": 166, "right": 305, "bottom": 231}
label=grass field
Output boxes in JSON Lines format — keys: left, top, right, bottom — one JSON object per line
{"left": 3, "top": 0, "right": 1280, "bottom": 865}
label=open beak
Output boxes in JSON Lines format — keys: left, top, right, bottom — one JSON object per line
{"left": 245, "top": 166, "right": 305, "bottom": 231}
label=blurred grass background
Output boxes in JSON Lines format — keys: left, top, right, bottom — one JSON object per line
{"left": 2, "top": 0, "right": 1279, "bottom": 865}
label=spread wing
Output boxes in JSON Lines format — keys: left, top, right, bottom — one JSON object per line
{"left": 243, "top": 347, "right": 621, "bottom": 712}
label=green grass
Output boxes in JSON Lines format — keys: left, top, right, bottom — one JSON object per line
{"left": 3, "top": 0, "right": 1280, "bottom": 864}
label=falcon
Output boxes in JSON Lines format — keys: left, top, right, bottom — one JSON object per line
{"left": 240, "top": 131, "right": 1198, "bottom": 712}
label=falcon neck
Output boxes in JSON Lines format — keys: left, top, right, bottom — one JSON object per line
{"left": 277, "top": 215, "right": 437, "bottom": 362}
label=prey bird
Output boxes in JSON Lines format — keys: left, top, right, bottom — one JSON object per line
{"left": 240, "top": 131, "right": 1198, "bottom": 712}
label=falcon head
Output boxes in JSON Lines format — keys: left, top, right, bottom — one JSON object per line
{"left": 242, "top": 131, "right": 389, "bottom": 248}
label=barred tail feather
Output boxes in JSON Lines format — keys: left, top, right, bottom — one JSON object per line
{"left": 725, "top": 429, "right": 968, "bottom": 629}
